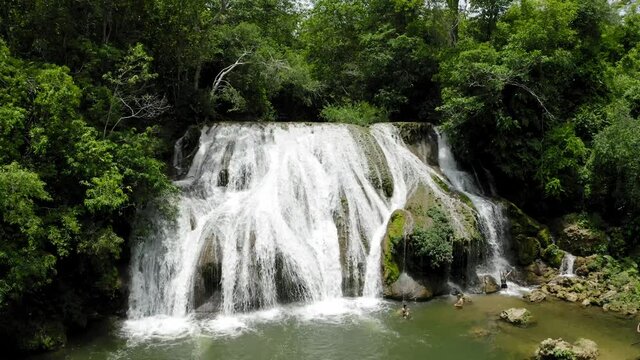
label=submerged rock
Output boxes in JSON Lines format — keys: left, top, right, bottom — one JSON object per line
{"left": 500, "top": 308, "right": 533, "bottom": 326}
{"left": 534, "top": 338, "right": 599, "bottom": 360}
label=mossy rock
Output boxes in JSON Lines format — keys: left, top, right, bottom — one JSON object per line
{"left": 515, "top": 235, "right": 541, "bottom": 266}
{"left": 392, "top": 122, "right": 439, "bottom": 166}
{"left": 500, "top": 308, "right": 533, "bottom": 327}
{"left": 555, "top": 213, "right": 608, "bottom": 256}
{"left": 542, "top": 244, "right": 565, "bottom": 269}
{"left": 537, "top": 228, "right": 552, "bottom": 248}
{"left": 501, "top": 199, "right": 551, "bottom": 262}
{"left": 382, "top": 210, "right": 410, "bottom": 285}
{"left": 433, "top": 175, "right": 451, "bottom": 193}
{"left": 17, "top": 321, "right": 67, "bottom": 352}
{"left": 348, "top": 126, "right": 394, "bottom": 198}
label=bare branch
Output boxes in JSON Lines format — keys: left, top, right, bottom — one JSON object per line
{"left": 108, "top": 94, "right": 170, "bottom": 135}
{"left": 211, "top": 51, "right": 250, "bottom": 97}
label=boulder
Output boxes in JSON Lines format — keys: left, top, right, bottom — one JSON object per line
{"left": 383, "top": 272, "right": 433, "bottom": 301}
{"left": 573, "top": 338, "right": 599, "bottom": 360}
{"left": 535, "top": 338, "right": 574, "bottom": 360}
{"left": 555, "top": 213, "right": 608, "bottom": 257}
{"left": 515, "top": 235, "right": 541, "bottom": 266}
{"left": 502, "top": 200, "right": 551, "bottom": 266}
{"left": 534, "top": 338, "right": 599, "bottom": 360}
{"left": 500, "top": 308, "right": 533, "bottom": 326}
{"left": 525, "top": 290, "right": 547, "bottom": 303}
{"left": 481, "top": 275, "right": 501, "bottom": 294}
{"left": 381, "top": 180, "right": 485, "bottom": 299}
{"left": 542, "top": 244, "right": 565, "bottom": 269}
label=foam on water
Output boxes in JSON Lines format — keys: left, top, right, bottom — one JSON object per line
{"left": 122, "top": 298, "right": 387, "bottom": 343}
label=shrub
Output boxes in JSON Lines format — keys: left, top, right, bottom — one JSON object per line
{"left": 320, "top": 101, "right": 387, "bottom": 126}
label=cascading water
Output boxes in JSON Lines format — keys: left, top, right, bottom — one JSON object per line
{"left": 560, "top": 252, "right": 576, "bottom": 277}
{"left": 127, "top": 123, "right": 475, "bottom": 324}
{"left": 436, "top": 132, "right": 513, "bottom": 285}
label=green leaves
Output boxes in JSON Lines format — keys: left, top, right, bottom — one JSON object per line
{"left": 0, "top": 163, "right": 50, "bottom": 237}
{"left": 0, "top": 39, "right": 173, "bottom": 351}
{"left": 408, "top": 207, "right": 454, "bottom": 269}
{"left": 590, "top": 117, "right": 640, "bottom": 214}
{"left": 320, "top": 102, "right": 387, "bottom": 126}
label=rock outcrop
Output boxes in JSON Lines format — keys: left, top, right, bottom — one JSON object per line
{"left": 381, "top": 180, "right": 484, "bottom": 299}
{"left": 534, "top": 338, "right": 599, "bottom": 360}
{"left": 525, "top": 289, "right": 547, "bottom": 303}
{"left": 537, "top": 255, "right": 640, "bottom": 316}
{"left": 502, "top": 200, "right": 553, "bottom": 267}
{"left": 500, "top": 308, "right": 533, "bottom": 326}
{"left": 554, "top": 213, "right": 608, "bottom": 257}
{"left": 481, "top": 275, "right": 500, "bottom": 294}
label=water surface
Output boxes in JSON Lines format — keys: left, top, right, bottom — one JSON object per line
{"left": 33, "top": 295, "right": 640, "bottom": 360}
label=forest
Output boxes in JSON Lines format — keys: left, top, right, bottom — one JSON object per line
{"left": 0, "top": 0, "right": 639, "bottom": 354}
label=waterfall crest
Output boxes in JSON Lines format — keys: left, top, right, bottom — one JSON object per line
{"left": 128, "top": 123, "right": 476, "bottom": 319}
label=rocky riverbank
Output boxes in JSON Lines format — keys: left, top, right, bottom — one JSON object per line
{"left": 537, "top": 255, "right": 640, "bottom": 317}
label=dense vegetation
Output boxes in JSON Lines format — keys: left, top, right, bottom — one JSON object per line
{"left": 0, "top": 0, "right": 638, "bottom": 354}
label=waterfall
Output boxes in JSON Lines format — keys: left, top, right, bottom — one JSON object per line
{"left": 560, "top": 252, "right": 576, "bottom": 277}
{"left": 127, "top": 123, "right": 474, "bottom": 319}
{"left": 436, "top": 132, "right": 512, "bottom": 283}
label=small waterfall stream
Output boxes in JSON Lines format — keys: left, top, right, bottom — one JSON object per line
{"left": 127, "top": 123, "right": 475, "bottom": 323}
{"left": 560, "top": 252, "right": 576, "bottom": 277}
{"left": 436, "top": 133, "right": 513, "bottom": 284}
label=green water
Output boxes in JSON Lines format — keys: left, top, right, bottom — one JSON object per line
{"left": 32, "top": 295, "right": 640, "bottom": 360}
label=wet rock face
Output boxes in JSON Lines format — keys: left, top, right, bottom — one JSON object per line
{"left": 394, "top": 123, "right": 439, "bottom": 166}
{"left": 192, "top": 238, "right": 223, "bottom": 311}
{"left": 502, "top": 200, "right": 552, "bottom": 267}
{"left": 500, "top": 308, "right": 533, "bottom": 327}
{"left": 534, "top": 338, "right": 599, "bottom": 360}
{"left": 173, "top": 126, "right": 202, "bottom": 179}
{"left": 383, "top": 273, "right": 434, "bottom": 301}
{"left": 480, "top": 275, "right": 500, "bottom": 294}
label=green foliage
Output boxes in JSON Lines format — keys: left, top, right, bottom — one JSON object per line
{"left": 409, "top": 207, "right": 454, "bottom": 269}
{"left": 589, "top": 117, "right": 640, "bottom": 215}
{"left": 320, "top": 102, "right": 387, "bottom": 126}
{"left": 0, "top": 40, "right": 174, "bottom": 353}
{"left": 1, "top": 0, "right": 640, "bottom": 354}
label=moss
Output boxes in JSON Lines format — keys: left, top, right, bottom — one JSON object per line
{"left": 542, "top": 244, "right": 565, "bottom": 268}
{"left": 537, "top": 227, "right": 552, "bottom": 248}
{"left": 457, "top": 192, "right": 474, "bottom": 209}
{"left": 350, "top": 126, "right": 394, "bottom": 198}
{"left": 502, "top": 200, "right": 544, "bottom": 238}
{"left": 394, "top": 122, "right": 433, "bottom": 144}
{"left": 383, "top": 210, "right": 406, "bottom": 285}
{"left": 556, "top": 212, "right": 609, "bottom": 256}
{"left": 515, "top": 235, "right": 541, "bottom": 266}
{"left": 433, "top": 176, "right": 451, "bottom": 193}
{"left": 381, "top": 175, "right": 393, "bottom": 198}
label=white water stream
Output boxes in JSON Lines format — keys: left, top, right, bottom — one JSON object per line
{"left": 560, "top": 252, "right": 576, "bottom": 277}
{"left": 437, "top": 133, "right": 525, "bottom": 294}
{"left": 127, "top": 123, "right": 474, "bottom": 334}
